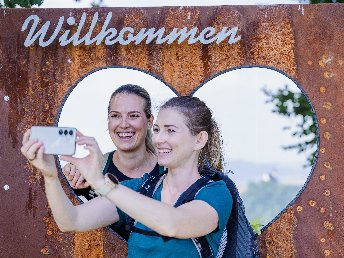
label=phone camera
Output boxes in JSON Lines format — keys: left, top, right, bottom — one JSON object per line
{"left": 69, "top": 130, "right": 74, "bottom": 135}
{"left": 64, "top": 130, "right": 68, "bottom": 135}
{"left": 58, "top": 129, "right": 63, "bottom": 135}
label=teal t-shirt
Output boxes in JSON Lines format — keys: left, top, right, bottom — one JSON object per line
{"left": 117, "top": 173, "right": 233, "bottom": 258}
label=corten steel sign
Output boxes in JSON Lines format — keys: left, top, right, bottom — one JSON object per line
{"left": 0, "top": 4, "right": 343, "bottom": 257}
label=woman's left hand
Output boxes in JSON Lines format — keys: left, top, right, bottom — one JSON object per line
{"left": 60, "top": 131, "right": 105, "bottom": 189}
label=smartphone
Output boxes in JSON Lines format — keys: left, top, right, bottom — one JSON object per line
{"left": 30, "top": 126, "right": 77, "bottom": 155}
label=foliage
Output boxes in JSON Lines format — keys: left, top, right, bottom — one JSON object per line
{"left": 74, "top": 0, "right": 104, "bottom": 7}
{"left": 262, "top": 85, "right": 317, "bottom": 167}
{"left": 250, "top": 219, "right": 264, "bottom": 235}
{"left": 0, "top": 0, "right": 105, "bottom": 8}
{"left": 310, "top": 0, "right": 344, "bottom": 3}
{"left": 0, "top": 0, "right": 43, "bottom": 8}
{"left": 90, "top": 0, "right": 104, "bottom": 7}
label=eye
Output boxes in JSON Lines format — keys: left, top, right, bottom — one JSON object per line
{"left": 109, "top": 113, "right": 120, "bottom": 119}
{"left": 167, "top": 128, "right": 175, "bottom": 134}
{"left": 128, "top": 113, "right": 140, "bottom": 120}
{"left": 152, "top": 126, "right": 159, "bottom": 133}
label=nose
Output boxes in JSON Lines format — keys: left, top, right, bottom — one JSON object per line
{"left": 119, "top": 116, "right": 130, "bottom": 128}
{"left": 152, "top": 130, "right": 165, "bottom": 146}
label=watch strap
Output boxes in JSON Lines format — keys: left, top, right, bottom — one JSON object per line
{"left": 94, "top": 173, "right": 119, "bottom": 197}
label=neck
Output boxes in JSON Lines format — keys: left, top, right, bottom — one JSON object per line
{"left": 113, "top": 147, "right": 156, "bottom": 177}
{"left": 165, "top": 158, "right": 201, "bottom": 193}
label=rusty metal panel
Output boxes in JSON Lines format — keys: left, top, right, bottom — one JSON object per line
{"left": 0, "top": 5, "right": 343, "bottom": 257}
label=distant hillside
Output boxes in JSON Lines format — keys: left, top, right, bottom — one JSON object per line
{"left": 222, "top": 159, "right": 310, "bottom": 228}
{"left": 241, "top": 181, "right": 302, "bottom": 227}
{"left": 224, "top": 159, "right": 312, "bottom": 192}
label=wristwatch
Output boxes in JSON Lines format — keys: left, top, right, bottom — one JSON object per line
{"left": 94, "top": 173, "right": 119, "bottom": 197}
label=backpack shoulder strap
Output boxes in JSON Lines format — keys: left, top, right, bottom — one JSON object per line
{"left": 174, "top": 175, "right": 212, "bottom": 207}
{"left": 125, "top": 171, "right": 167, "bottom": 233}
{"left": 215, "top": 172, "right": 259, "bottom": 258}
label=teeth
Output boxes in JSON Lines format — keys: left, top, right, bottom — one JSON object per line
{"left": 158, "top": 149, "right": 171, "bottom": 154}
{"left": 117, "top": 132, "right": 134, "bottom": 138}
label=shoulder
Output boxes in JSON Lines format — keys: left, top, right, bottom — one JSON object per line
{"left": 195, "top": 179, "right": 233, "bottom": 221}
{"left": 196, "top": 180, "right": 232, "bottom": 201}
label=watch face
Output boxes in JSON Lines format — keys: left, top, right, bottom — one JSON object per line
{"left": 107, "top": 173, "right": 119, "bottom": 184}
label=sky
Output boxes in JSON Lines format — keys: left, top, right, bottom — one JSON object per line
{"left": 40, "top": 0, "right": 305, "bottom": 8}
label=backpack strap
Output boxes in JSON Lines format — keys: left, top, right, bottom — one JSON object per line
{"left": 125, "top": 171, "right": 167, "bottom": 233}
{"left": 127, "top": 170, "right": 215, "bottom": 258}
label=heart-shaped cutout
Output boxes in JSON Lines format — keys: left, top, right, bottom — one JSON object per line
{"left": 57, "top": 66, "right": 317, "bottom": 233}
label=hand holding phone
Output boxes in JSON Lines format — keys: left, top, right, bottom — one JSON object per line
{"left": 30, "top": 126, "right": 77, "bottom": 155}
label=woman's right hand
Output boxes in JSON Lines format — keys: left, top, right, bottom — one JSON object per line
{"left": 21, "top": 129, "right": 58, "bottom": 178}
{"left": 62, "top": 163, "right": 90, "bottom": 189}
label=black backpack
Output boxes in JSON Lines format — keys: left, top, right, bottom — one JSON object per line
{"left": 125, "top": 164, "right": 259, "bottom": 258}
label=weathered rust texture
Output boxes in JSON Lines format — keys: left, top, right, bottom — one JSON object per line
{"left": 162, "top": 7, "right": 204, "bottom": 95}
{"left": 103, "top": 230, "right": 127, "bottom": 258}
{"left": 207, "top": 7, "right": 245, "bottom": 77}
{"left": 117, "top": 9, "right": 149, "bottom": 71}
{"left": 247, "top": 5, "right": 297, "bottom": 77}
{"left": 288, "top": 4, "right": 344, "bottom": 258}
{"left": 1, "top": 5, "right": 344, "bottom": 258}
{"left": 258, "top": 207, "right": 297, "bottom": 258}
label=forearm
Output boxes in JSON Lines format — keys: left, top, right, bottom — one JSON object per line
{"left": 45, "top": 176, "right": 120, "bottom": 233}
{"left": 44, "top": 176, "right": 78, "bottom": 232}
{"left": 99, "top": 181, "right": 219, "bottom": 238}
{"left": 105, "top": 184, "right": 175, "bottom": 236}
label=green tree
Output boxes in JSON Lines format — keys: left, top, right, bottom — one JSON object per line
{"left": 310, "top": 0, "right": 344, "bottom": 3}
{"left": 0, "top": 0, "right": 43, "bottom": 8}
{"left": 0, "top": 0, "right": 105, "bottom": 8}
{"left": 263, "top": 85, "right": 317, "bottom": 167}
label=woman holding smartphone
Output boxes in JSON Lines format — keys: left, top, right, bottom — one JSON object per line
{"left": 63, "top": 84, "right": 161, "bottom": 239}
{"left": 21, "top": 96, "right": 232, "bottom": 257}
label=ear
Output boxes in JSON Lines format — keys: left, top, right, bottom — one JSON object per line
{"left": 194, "top": 131, "right": 208, "bottom": 150}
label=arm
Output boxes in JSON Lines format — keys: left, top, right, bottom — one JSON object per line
{"left": 44, "top": 177, "right": 118, "bottom": 232}
{"left": 106, "top": 184, "right": 219, "bottom": 238}
{"left": 21, "top": 130, "right": 118, "bottom": 232}
{"left": 61, "top": 133, "right": 228, "bottom": 239}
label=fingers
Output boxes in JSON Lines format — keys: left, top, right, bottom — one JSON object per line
{"left": 75, "top": 175, "right": 86, "bottom": 188}
{"left": 76, "top": 136, "right": 98, "bottom": 147}
{"left": 62, "top": 163, "right": 71, "bottom": 177}
{"left": 36, "top": 144, "right": 44, "bottom": 161}
{"left": 76, "top": 130, "right": 85, "bottom": 138}
{"left": 22, "top": 129, "right": 31, "bottom": 145}
{"left": 60, "top": 155, "right": 77, "bottom": 165}
{"left": 70, "top": 172, "right": 80, "bottom": 188}
{"left": 62, "top": 164, "right": 88, "bottom": 189}
{"left": 21, "top": 139, "right": 42, "bottom": 161}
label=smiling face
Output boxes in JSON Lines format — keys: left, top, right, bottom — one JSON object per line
{"left": 108, "top": 93, "right": 152, "bottom": 153}
{"left": 152, "top": 108, "right": 203, "bottom": 169}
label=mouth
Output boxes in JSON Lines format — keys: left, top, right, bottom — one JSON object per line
{"left": 116, "top": 132, "right": 135, "bottom": 139}
{"left": 157, "top": 148, "right": 172, "bottom": 154}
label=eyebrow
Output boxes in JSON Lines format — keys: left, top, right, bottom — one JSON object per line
{"left": 164, "top": 125, "right": 178, "bottom": 127}
{"left": 108, "top": 111, "right": 142, "bottom": 114}
{"left": 153, "top": 124, "right": 179, "bottom": 129}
